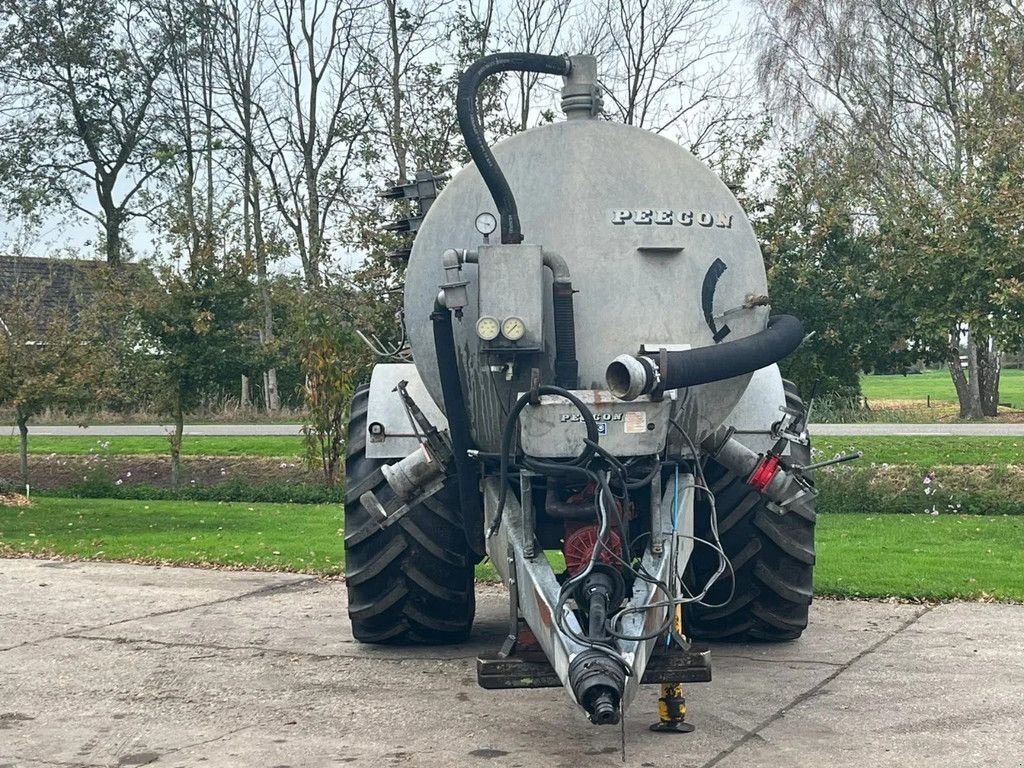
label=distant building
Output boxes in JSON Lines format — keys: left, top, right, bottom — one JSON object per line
{"left": 0, "top": 255, "right": 150, "bottom": 334}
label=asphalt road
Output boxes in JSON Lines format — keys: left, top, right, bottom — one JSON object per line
{"left": 5, "top": 422, "right": 1024, "bottom": 437}
{"left": 2, "top": 559, "right": 1021, "bottom": 767}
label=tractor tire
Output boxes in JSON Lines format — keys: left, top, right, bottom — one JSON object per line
{"left": 685, "top": 379, "right": 815, "bottom": 642}
{"left": 344, "top": 385, "right": 475, "bottom": 644}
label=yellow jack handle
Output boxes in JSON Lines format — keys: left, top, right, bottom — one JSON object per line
{"left": 650, "top": 605, "right": 695, "bottom": 734}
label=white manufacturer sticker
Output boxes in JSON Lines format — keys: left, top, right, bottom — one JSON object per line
{"left": 624, "top": 411, "right": 647, "bottom": 434}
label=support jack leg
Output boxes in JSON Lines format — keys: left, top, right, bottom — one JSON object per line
{"left": 649, "top": 681, "right": 694, "bottom": 733}
{"left": 650, "top": 607, "right": 695, "bottom": 734}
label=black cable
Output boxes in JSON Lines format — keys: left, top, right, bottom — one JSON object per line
{"left": 487, "top": 386, "right": 600, "bottom": 538}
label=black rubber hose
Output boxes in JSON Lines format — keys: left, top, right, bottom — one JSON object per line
{"left": 552, "top": 283, "right": 579, "bottom": 388}
{"left": 607, "top": 315, "right": 804, "bottom": 399}
{"left": 487, "top": 386, "right": 600, "bottom": 538}
{"left": 456, "top": 52, "right": 572, "bottom": 244}
{"left": 431, "top": 301, "right": 484, "bottom": 557}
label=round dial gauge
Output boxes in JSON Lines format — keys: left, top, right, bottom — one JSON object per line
{"left": 501, "top": 316, "right": 526, "bottom": 341}
{"left": 475, "top": 212, "right": 497, "bottom": 236}
{"left": 476, "top": 315, "right": 500, "bottom": 341}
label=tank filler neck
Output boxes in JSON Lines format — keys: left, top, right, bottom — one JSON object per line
{"left": 561, "top": 55, "right": 602, "bottom": 120}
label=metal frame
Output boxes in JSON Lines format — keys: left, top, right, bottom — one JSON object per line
{"left": 482, "top": 470, "right": 696, "bottom": 713}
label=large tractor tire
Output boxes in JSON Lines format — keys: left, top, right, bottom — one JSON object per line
{"left": 685, "top": 380, "right": 815, "bottom": 642}
{"left": 344, "top": 385, "right": 476, "bottom": 644}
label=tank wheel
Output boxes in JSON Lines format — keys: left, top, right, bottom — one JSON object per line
{"left": 344, "top": 385, "right": 475, "bottom": 645}
{"left": 685, "top": 378, "right": 815, "bottom": 642}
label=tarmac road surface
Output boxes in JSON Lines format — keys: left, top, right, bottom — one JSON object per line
{"left": 1, "top": 559, "right": 1021, "bottom": 767}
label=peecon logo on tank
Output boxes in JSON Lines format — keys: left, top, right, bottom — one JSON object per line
{"left": 610, "top": 209, "right": 734, "bottom": 228}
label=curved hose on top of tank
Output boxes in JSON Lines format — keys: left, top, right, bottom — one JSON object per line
{"left": 456, "top": 52, "right": 571, "bottom": 246}
{"left": 456, "top": 54, "right": 580, "bottom": 388}
{"left": 606, "top": 314, "right": 805, "bottom": 401}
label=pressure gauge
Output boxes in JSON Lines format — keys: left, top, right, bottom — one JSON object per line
{"left": 476, "top": 315, "right": 500, "bottom": 341}
{"left": 475, "top": 212, "right": 497, "bottom": 237}
{"left": 501, "top": 316, "right": 526, "bottom": 341}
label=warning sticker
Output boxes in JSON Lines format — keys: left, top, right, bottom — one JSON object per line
{"left": 624, "top": 411, "right": 647, "bottom": 434}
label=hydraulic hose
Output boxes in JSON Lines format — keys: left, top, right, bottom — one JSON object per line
{"left": 606, "top": 315, "right": 805, "bottom": 401}
{"left": 431, "top": 298, "right": 484, "bottom": 557}
{"left": 456, "top": 52, "right": 572, "bottom": 244}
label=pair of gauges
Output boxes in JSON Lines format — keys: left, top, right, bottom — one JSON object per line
{"left": 476, "top": 315, "right": 526, "bottom": 342}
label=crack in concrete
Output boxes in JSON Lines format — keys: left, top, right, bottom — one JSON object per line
{"left": 711, "top": 654, "right": 845, "bottom": 668}
{"left": 118, "top": 724, "right": 258, "bottom": 766}
{"left": 698, "top": 604, "right": 936, "bottom": 768}
{"left": 61, "top": 632, "right": 475, "bottom": 666}
{"left": 0, "top": 578, "right": 319, "bottom": 654}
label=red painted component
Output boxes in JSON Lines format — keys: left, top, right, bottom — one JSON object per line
{"left": 748, "top": 453, "right": 781, "bottom": 493}
{"left": 563, "top": 523, "right": 622, "bottom": 576}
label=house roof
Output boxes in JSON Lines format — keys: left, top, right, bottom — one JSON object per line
{"left": 0, "top": 255, "right": 151, "bottom": 333}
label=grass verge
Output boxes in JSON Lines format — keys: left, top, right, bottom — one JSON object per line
{"left": 2, "top": 498, "right": 1021, "bottom": 601}
{"left": 815, "top": 436, "right": 1024, "bottom": 466}
{"left": 860, "top": 369, "right": 1024, "bottom": 408}
{"left": 2, "top": 435, "right": 1022, "bottom": 467}
{"left": 0, "top": 497, "right": 343, "bottom": 574}
{"left": 0, "top": 435, "right": 305, "bottom": 458}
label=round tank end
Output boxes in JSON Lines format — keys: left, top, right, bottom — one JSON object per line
{"left": 606, "top": 355, "right": 649, "bottom": 401}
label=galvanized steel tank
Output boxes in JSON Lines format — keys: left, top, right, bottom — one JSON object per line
{"left": 404, "top": 115, "right": 770, "bottom": 451}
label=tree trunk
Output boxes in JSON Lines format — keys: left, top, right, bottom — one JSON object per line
{"left": 104, "top": 209, "right": 123, "bottom": 266}
{"left": 978, "top": 338, "right": 1001, "bottom": 417}
{"left": 946, "top": 328, "right": 978, "bottom": 419}
{"left": 16, "top": 411, "right": 29, "bottom": 488}
{"left": 265, "top": 368, "right": 280, "bottom": 411}
{"left": 965, "top": 330, "right": 982, "bottom": 419}
{"left": 170, "top": 400, "right": 184, "bottom": 491}
{"left": 241, "top": 374, "right": 251, "bottom": 408}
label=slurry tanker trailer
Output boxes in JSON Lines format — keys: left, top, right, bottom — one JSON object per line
{"left": 344, "top": 52, "right": 838, "bottom": 734}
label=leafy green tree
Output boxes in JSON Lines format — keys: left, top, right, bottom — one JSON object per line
{"left": 757, "top": 127, "right": 918, "bottom": 398}
{"left": 289, "top": 276, "right": 374, "bottom": 487}
{"left": 0, "top": 0, "right": 189, "bottom": 265}
{"left": 130, "top": 264, "right": 263, "bottom": 488}
{"left": 756, "top": 0, "right": 1024, "bottom": 417}
{"left": 0, "top": 273, "right": 111, "bottom": 484}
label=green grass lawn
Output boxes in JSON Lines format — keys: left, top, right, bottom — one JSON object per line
{"left": 0, "top": 435, "right": 305, "bottom": 458}
{"left": 2, "top": 434, "right": 1022, "bottom": 468}
{"left": 2, "top": 498, "right": 1021, "bottom": 601}
{"left": 815, "top": 514, "right": 1022, "bottom": 601}
{"left": 0, "top": 497, "right": 342, "bottom": 573}
{"left": 860, "top": 368, "right": 1024, "bottom": 408}
{"left": 815, "top": 436, "right": 1024, "bottom": 465}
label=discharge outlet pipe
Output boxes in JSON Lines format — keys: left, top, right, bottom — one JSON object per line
{"left": 701, "top": 426, "right": 817, "bottom": 520}
{"left": 606, "top": 315, "right": 805, "bottom": 401}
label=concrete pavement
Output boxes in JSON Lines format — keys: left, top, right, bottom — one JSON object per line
{"left": 7, "top": 422, "right": 1024, "bottom": 437}
{"left": 1, "top": 559, "right": 1022, "bottom": 767}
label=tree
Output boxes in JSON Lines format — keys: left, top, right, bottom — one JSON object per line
{"left": 213, "top": 0, "right": 282, "bottom": 410}
{"left": 0, "top": 270, "right": 109, "bottom": 485}
{"left": 756, "top": 0, "right": 1024, "bottom": 417}
{"left": 502, "top": 0, "right": 572, "bottom": 130}
{"left": 258, "top": 0, "right": 371, "bottom": 289}
{"left": 0, "top": 0, "right": 188, "bottom": 265}
{"left": 131, "top": 264, "right": 262, "bottom": 488}
{"left": 758, "top": 126, "right": 919, "bottom": 397}
{"left": 580, "top": 0, "right": 746, "bottom": 156}
{"left": 290, "top": 276, "right": 372, "bottom": 486}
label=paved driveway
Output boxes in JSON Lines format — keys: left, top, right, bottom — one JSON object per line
{"left": 1, "top": 559, "right": 1021, "bottom": 767}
